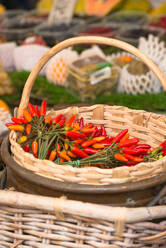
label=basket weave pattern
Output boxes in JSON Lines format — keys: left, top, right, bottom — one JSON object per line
{"left": 0, "top": 190, "right": 166, "bottom": 247}
{"left": 10, "top": 104, "right": 166, "bottom": 185}
{"left": 0, "top": 207, "right": 166, "bottom": 247}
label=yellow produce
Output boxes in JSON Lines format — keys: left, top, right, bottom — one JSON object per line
{"left": 74, "top": 0, "right": 85, "bottom": 16}
{"left": 0, "top": 100, "right": 9, "bottom": 113}
{"left": 0, "top": 4, "right": 5, "bottom": 14}
{"left": 36, "top": 0, "right": 54, "bottom": 11}
{"left": 118, "top": 0, "right": 152, "bottom": 13}
{"left": 150, "top": 3, "right": 166, "bottom": 17}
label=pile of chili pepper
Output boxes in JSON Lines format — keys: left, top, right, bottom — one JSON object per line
{"left": 6, "top": 100, "right": 166, "bottom": 168}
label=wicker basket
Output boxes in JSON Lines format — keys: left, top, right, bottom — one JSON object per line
{"left": 1, "top": 36, "right": 166, "bottom": 246}
{"left": 0, "top": 188, "right": 166, "bottom": 247}
{"left": 9, "top": 36, "right": 166, "bottom": 186}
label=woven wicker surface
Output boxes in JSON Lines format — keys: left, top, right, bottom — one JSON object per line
{"left": 0, "top": 189, "right": 166, "bottom": 247}
{"left": 10, "top": 104, "right": 166, "bottom": 185}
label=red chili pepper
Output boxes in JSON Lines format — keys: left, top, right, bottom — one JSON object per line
{"left": 118, "top": 138, "right": 139, "bottom": 148}
{"left": 82, "top": 140, "right": 97, "bottom": 148}
{"left": 101, "top": 124, "right": 106, "bottom": 136}
{"left": 114, "top": 129, "right": 128, "bottom": 143}
{"left": 105, "top": 137, "right": 114, "bottom": 142}
{"left": 28, "top": 103, "right": 37, "bottom": 117}
{"left": 19, "top": 117, "right": 27, "bottom": 124}
{"left": 71, "top": 146, "right": 88, "bottom": 158}
{"left": 32, "top": 140, "right": 38, "bottom": 155}
{"left": 123, "top": 147, "right": 148, "bottom": 155}
{"left": 8, "top": 125, "right": 24, "bottom": 131}
{"left": 114, "top": 153, "right": 128, "bottom": 162}
{"left": 92, "top": 126, "right": 98, "bottom": 138}
{"left": 162, "top": 150, "right": 166, "bottom": 156}
{"left": 160, "top": 140, "right": 166, "bottom": 150}
{"left": 134, "top": 144, "right": 151, "bottom": 149}
{"left": 75, "top": 118, "right": 79, "bottom": 124}
{"left": 66, "top": 131, "right": 86, "bottom": 139}
{"left": 53, "top": 114, "right": 63, "bottom": 125}
{"left": 55, "top": 143, "right": 61, "bottom": 151}
{"left": 47, "top": 149, "right": 51, "bottom": 157}
{"left": 11, "top": 117, "right": 23, "bottom": 124}
{"left": 95, "top": 129, "right": 101, "bottom": 137}
{"left": 66, "top": 115, "right": 75, "bottom": 127}
{"left": 23, "top": 145, "right": 30, "bottom": 152}
{"left": 5, "top": 123, "right": 17, "bottom": 127}
{"left": 40, "top": 99, "right": 47, "bottom": 116}
{"left": 23, "top": 108, "right": 32, "bottom": 122}
{"left": 126, "top": 161, "right": 137, "bottom": 167}
{"left": 123, "top": 154, "right": 143, "bottom": 163}
{"left": 98, "top": 141, "right": 112, "bottom": 147}
{"left": 57, "top": 116, "right": 66, "bottom": 128}
{"left": 79, "top": 117, "right": 84, "bottom": 129}
{"left": 35, "top": 106, "right": 40, "bottom": 117}
{"left": 86, "top": 123, "right": 93, "bottom": 128}
{"left": 26, "top": 124, "right": 31, "bottom": 135}
{"left": 84, "top": 147, "right": 98, "bottom": 155}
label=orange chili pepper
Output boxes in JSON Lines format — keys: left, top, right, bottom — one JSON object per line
{"left": 8, "top": 125, "right": 24, "bottom": 131}
{"left": 123, "top": 154, "right": 143, "bottom": 163}
{"left": 92, "top": 143, "right": 105, "bottom": 149}
{"left": 119, "top": 133, "right": 130, "bottom": 143}
{"left": 45, "top": 116, "right": 52, "bottom": 124}
{"left": 26, "top": 124, "right": 31, "bottom": 135}
{"left": 81, "top": 127, "right": 96, "bottom": 134}
{"left": 23, "top": 108, "right": 32, "bottom": 122}
{"left": 93, "top": 136, "right": 106, "bottom": 142}
{"left": 72, "top": 123, "right": 80, "bottom": 131}
{"left": 82, "top": 139, "right": 97, "bottom": 148}
{"left": 114, "top": 153, "right": 128, "bottom": 162}
{"left": 60, "top": 158, "right": 64, "bottom": 163}
{"left": 32, "top": 140, "right": 38, "bottom": 155}
{"left": 49, "top": 150, "right": 57, "bottom": 161}
{"left": 67, "top": 151, "right": 77, "bottom": 158}
{"left": 60, "top": 150, "right": 71, "bottom": 161}
{"left": 64, "top": 142, "right": 69, "bottom": 151}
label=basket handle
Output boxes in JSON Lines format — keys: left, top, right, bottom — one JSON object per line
{"left": 17, "top": 36, "right": 166, "bottom": 117}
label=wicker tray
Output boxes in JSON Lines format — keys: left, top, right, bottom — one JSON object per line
{"left": 9, "top": 36, "right": 166, "bottom": 186}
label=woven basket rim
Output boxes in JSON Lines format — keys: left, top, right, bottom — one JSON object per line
{"left": 7, "top": 104, "right": 166, "bottom": 186}
{"left": 4, "top": 134, "right": 166, "bottom": 193}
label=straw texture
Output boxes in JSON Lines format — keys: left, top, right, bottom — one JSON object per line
{"left": 0, "top": 190, "right": 166, "bottom": 247}
{"left": 10, "top": 104, "right": 166, "bottom": 185}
